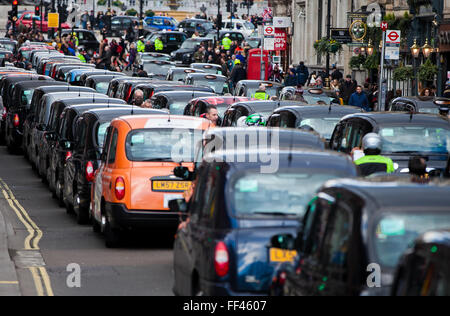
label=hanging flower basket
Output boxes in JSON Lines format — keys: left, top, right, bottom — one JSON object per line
{"left": 314, "top": 37, "right": 343, "bottom": 58}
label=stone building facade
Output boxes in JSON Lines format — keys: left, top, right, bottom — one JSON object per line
{"left": 289, "top": 0, "right": 450, "bottom": 76}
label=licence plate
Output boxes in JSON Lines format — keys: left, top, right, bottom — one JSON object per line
{"left": 152, "top": 181, "right": 191, "bottom": 192}
{"left": 269, "top": 248, "right": 297, "bottom": 263}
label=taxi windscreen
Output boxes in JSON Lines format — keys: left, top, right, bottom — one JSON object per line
{"left": 143, "top": 63, "right": 173, "bottom": 76}
{"left": 380, "top": 126, "right": 450, "bottom": 154}
{"left": 125, "top": 128, "right": 199, "bottom": 162}
{"left": 247, "top": 86, "right": 279, "bottom": 98}
{"left": 374, "top": 212, "right": 450, "bottom": 268}
{"left": 95, "top": 82, "right": 110, "bottom": 94}
{"left": 298, "top": 118, "right": 341, "bottom": 139}
{"left": 193, "top": 78, "right": 228, "bottom": 94}
{"left": 231, "top": 170, "right": 348, "bottom": 218}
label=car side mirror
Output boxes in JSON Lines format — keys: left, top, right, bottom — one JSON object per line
{"left": 270, "top": 234, "right": 296, "bottom": 250}
{"left": 168, "top": 198, "right": 188, "bottom": 213}
{"left": 173, "top": 166, "right": 192, "bottom": 181}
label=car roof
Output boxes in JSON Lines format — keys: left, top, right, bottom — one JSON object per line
{"left": 186, "top": 73, "right": 227, "bottom": 79}
{"left": 391, "top": 96, "right": 439, "bottom": 108}
{"left": 194, "top": 96, "right": 249, "bottom": 105}
{"left": 83, "top": 107, "right": 166, "bottom": 121}
{"left": 153, "top": 90, "right": 216, "bottom": 99}
{"left": 203, "top": 127, "right": 325, "bottom": 150}
{"left": 274, "top": 105, "right": 362, "bottom": 116}
{"left": 36, "top": 85, "right": 94, "bottom": 93}
{"left": 66, "top": 103, "right": 129, "bottom": 114}
{"left": 56, "top": 97, "right": 126, "bottom": 106}
{"left": 204, "top": 149, "right": 356, "bottom": 171}
{"left": 238, "top": 80, "right": 283, "bottom": 87}
{"left": 114, "top": 114, "right": 210, "bottom": 130}
{"left": 321, "top": 178, "right": 450, "bottom": 209}
{"left": 415, "top": 229, "right": 450, "bottom": 248}
{"left": 14, "top": 80, "right": 66, "bottom": 90}
{"left": 341, "top": 112, "right": 450, "bottom": 126}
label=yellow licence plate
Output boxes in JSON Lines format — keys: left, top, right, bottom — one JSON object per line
{"left": 152, "top": 181, "right": 192, "bottom": 192}
{"left": 269, "top": 248, "right": 297, "bottom": 263}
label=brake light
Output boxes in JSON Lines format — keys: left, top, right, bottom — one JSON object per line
{"left": 42, "top": 64, "right": 46, "bottom": 74}
{"left": 278, "top": 272, "right": 287, "bottom": 286}
{"left": 2, "top": 108, "right": 7, "bottom": 120}
{"left": 85, "top": 161, "right": 94, "bottom": 182}
{"left": 115, "top": 177, "right": 125, "bottom": 200}
{"left": 214, "top": 242, "right": 229, "bottom": 277}
{"left": 65, "top": 151, "right": 72, "bottom": 161}
{"left": 13, "top": 114, "right": 19, "bottom": 127}
{"left": 126, "top": 86, "right": 132, "bottom": 101}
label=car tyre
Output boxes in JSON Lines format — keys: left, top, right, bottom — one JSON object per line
{"left": 55, "top": 178, "right": 65, "bottom": 207}
{"left": 74, "top": 192, "right": 89, "bottom": 225}
{"left": 104, "top": 216, "right": 121, "bottom": 248}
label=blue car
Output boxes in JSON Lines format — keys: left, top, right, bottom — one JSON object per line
{"left": 144, "top": 16, "right": 177, "bottom": 31}
{"left": 171, "top": 143, "right": 358, "bottom": 296}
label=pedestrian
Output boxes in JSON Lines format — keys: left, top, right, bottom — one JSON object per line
{"left": 230, "top": 59, "right": 246, "bottom": 91}
{"left": 349, "top": 85, "right": 370, "bottom": 111}
{"left": 126, "top": 43, "right": 137, "bottom": 71}
{"left": 154, "top": 36, "right": 164, "bottom": 52}
{"left": 137, "top": 36, "right": 145, "bottom": 53}
{"left": 340, "top": 75, "right": 357, "bottom": 104}
{"left": 81, "top": 11, "right": 89, "bottom": 29}
{"left": 284, "top": 68, "right": 298, "bottom": 87}
{"left": 307, "top": 71, "right": 317, "bottom": 87}
{"left": 204, "top": 105, "right": 220, "bottom": 127}
{"left": 194, "top": 46, "right": 204, "bottom": 63}
{"left": 330, "top": 65, "right": 343, "bottom": 81}
{"left": 420, "top": 87, "right": 434, "bottom": 97}
{"left": 222, "top": 33, "right": 232, "bottom": 51}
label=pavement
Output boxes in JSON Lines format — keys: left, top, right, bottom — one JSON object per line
{"left": 0, "top": 193, "right": 21, "bottom": 296}
{"left": 0, "top": 147, "right": 175, "bottom": 296}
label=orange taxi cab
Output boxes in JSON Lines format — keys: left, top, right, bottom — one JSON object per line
{"left": 90, "top": 114, "right": 210, "bottom": 247}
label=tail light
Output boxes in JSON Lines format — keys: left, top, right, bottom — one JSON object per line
{"left": 42, "top": 64, "right": 46, "bottom": 74}
{"left": 115, "top": 177, "right": 125, "bottom": 200}
{"left": 278, "top": 272, "right": 287, "bottom": 286}
{"left": 214, "top": 242, "right": 229, "bottom": 277}
{"left": 65, "top": 151, "right": 72, "bottom": 162}
{"left": 126, "top": 86, "right": 132, "bottom": 101}
{"left": 13, "top": 114, "right": 19, "bottom": 127}
{"left": 85, "top": 161, "right": 94, "bottom": 182}
{"left": 2, "top": 108, "right": 7, "bottom": 120}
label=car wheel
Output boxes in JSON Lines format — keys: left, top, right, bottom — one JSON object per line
{"left": 104, "top": 216, "right": 121, "bottom": 248}
{"left": 55, "top": 178, "right": 65, "bottom": 207}
{"left": 91, "top": 203, "right": 101, "bottom": 233}
{"left": 64, "top": 192, "right": 73, "bottom": 214}
{"left": 74, "top": 192, "right": 89, "bottom": 225}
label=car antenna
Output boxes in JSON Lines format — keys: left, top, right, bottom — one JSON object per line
{"left": 131, "top": 102, "right": 134, "bottom": 115}
{"left": 329, "top": 102, "right": 332, "bottom": 113}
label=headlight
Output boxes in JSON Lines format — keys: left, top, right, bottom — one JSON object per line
{"left": 186, "top": 54, "right": 191, "bottom": 57}
{"left": 171, "top": 52, "right": 175, "bottom": 57}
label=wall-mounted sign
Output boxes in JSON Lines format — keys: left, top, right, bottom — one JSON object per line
{"left": 273, "top": 17, "right": 291, "bottom": 28}
{"left": 331, "top": 28, "right": 352, "bottom": 44}
{"left": 349, "top": 20, "right": 367, "bottom": 41}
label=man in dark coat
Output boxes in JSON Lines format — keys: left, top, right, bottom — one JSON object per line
{"left": 340, "top": 75, "right": 357, "bottom": 105}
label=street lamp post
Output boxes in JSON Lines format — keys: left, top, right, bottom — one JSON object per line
{"left": 422, "top": 39, "right": 433, "bottom": 58}
{"left": 411, "top": 39, "right": 420, "bottom": 96}
{"left": 325, "top": 0, "right": 331, "bottom": 80}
